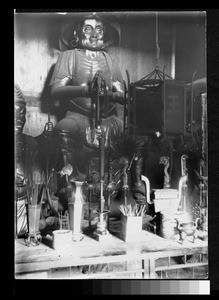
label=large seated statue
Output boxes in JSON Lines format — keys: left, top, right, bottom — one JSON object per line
{"left": 49, "top": 13, "right": 148, "bottom": 207}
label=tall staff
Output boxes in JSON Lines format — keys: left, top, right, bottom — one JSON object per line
{"left": 92, "top": 71, "right": 109, "bottom": 237}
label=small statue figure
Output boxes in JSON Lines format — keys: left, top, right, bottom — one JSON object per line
{"left": 179, "top": 154, "right": 188, "bottom": 211}
{"left": 181, "top": 154, "right": 188, "bottom": 176}
{"left": 119, "top": 156, "right": 129, "bottom": 206}
{"left": 14, "top": 84, "right": 39, "bottom": 238}
{"left": 129, "top": 140, "right": 149, "bottom": 204}
{"left": 159, "top": 156, "right": 171, "bottom": 189}
{"left": 15, "top": 84, "right": 59, "bottom": 239}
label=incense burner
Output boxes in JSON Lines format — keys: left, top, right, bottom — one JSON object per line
{"left": 177, "top": 218, "right": 199, "bottom": 243}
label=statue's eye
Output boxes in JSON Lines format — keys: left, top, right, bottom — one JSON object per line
{"left": 95, "top": 26, "right": 103, "bottom": 34}
{"left": 84, "top": 25, "right": 92, "bottom": 33}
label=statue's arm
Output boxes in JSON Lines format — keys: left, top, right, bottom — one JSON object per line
{"left": 51, "top": 79, "right": 88, "bottom": 103}
{"left": 50, "top": 51, "right": 89, "bottom": 105}
{"left": 109, "top": 79, "right": 125, "bottom": 104}
{"left": 108, "top": 58, "right": 125, "bottom": 104}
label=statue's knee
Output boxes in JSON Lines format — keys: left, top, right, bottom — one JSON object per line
{"left": 57, "top": 130, "right": 74, "bottom": 153}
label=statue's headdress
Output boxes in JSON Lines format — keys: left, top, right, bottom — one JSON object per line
{"left": 59, "top": 13, "right": 121, "bottom": 52}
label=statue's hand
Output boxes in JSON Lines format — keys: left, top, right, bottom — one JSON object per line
{"left": 85, "top": 80, "right": 98, "bottom": 98}
{"left": 88, "top": 72, "right": 106, "bottom": 98}
{"left": 43, "top": 122, "right": 53, "bottom": 138}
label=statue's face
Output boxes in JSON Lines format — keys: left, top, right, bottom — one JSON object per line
{"left": 15, "top": 104, "right": 26, "bottom": 134}
{"left": 81, "top": 18, "right": 104, "bottom": 49}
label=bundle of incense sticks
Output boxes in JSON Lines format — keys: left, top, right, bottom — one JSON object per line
{"left": 119, "top": 204, "right": 147, "bottom": 217}
{"left": 26, "top": 170, "right": 45, "bottom": 205}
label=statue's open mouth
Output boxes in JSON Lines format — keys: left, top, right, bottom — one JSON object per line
{"left": 90, "top": 39, "right": 98, "bottom": 45}
{"left": 90, "top": 37, "right": 97, "bottom": 42}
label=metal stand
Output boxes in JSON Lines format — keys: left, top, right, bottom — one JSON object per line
{"left": 91, "top": 72, "right": 111, "bottom": 241}
{"left": 25, "top": 231, "right": 42, "bottom": 247}
{"left": 58, "top": 210, "right": 70, "bottom": 230}
{"left": 25, "top": 204, "right": 42, "bottom": 247}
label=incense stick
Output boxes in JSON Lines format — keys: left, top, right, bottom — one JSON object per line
{"left": 119, "top": 204, "right": 147, "bottom": 217}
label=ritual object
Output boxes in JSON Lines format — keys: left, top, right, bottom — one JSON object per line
{"left": 159, "top": 156, "right": 171, "bottom": 189}
{"left": 25, "top": 170, "right": 45, "bottom": 246}
{"left": 25, "top": 204, "right": 42, "bottom": 246}
{"left": 68, "top": 181, "right": 85, "bottom": 242}
{"left": 152, "top": 188, "right": 180, "bottom": 214}
{"left": 119, "top": 204, "right": 147, "bottom": 242}
{"left": 52, "top": 229, "right": 72, "bottom": 251}
{"left": 159, "top": 212, "right": 178, "bottom": 240}
{"left": 177, "top": 218, "right": 199, "bottom": 244}
{"left": 91, "top": 72, "right": 111, "bottom": 242}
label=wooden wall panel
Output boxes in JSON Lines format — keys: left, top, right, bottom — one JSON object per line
{"left": 15, "top": 14, "right": 61, "bottom": 136}
{"left": 15, "top": 14, "right": 60, "bottom": 98}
